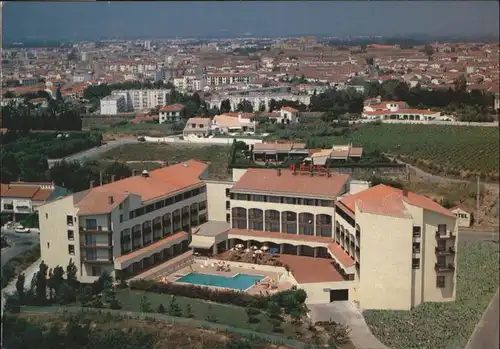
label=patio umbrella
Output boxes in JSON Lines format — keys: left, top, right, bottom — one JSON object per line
{"left": 254, "top": 249, "right": 263, "bottom": 254}
{"left": 261, "top": 246, "right": 269, "bottom": 251}
{"left": 251, "top": 245, "right": 258, "bottom": 250}
{"left": 235, "top": 244, "right": 244, "bottom": 249}
{"left": 244, "top": 248, "right": 251, "bottom": 253}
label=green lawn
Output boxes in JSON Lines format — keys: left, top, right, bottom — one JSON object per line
{"left": 364, "top": 240, "right": 500, "bottom": 349}
{"left": 115, "top": 289, "right": 295, "bottom": 335}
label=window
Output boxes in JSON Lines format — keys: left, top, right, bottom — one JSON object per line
{"left": 412, "top": 258, "right": 420, "bottom": 269}
{"left": 436, "top": 275, "right": 446, "bottom": 288}
{"left": 47, "top": 242, "right": 50, "bottom": 248}
{"left": 412, "top": 226, "right": 421, "bottom": 238}
{"left": 226, "top": 213, "right": 230, "bottom": 223}
{"left": 45, "top": 213, "right": 49, "bottom": 219}
{"left": 91, "top": 267, "right": 102, "bottom": 277}
{"left": 226, "top": 201, "right": 230, "bottom": 210}
{"left": 67, "top": 230, "right": 74, "bottom": 240}
{"left": 85, "top": 219, "right": 97, "bottom": 230}
{"left": 66, "top": 215, "right": 74, "bottom": 225}
{"left": 68, "top": 245, "right": 75, "bottom": 255}
{"left": 437, "top": 224, "right": 447, "bottom": 233}
{"left": 119, "top": 203, "right": 123, "bottom": 209}
{"left": 3, "top": 203, "right": 13, "bottom": 210}
{"left": 225, "top": 188, "right": 230, "bottom": 197}
{"left": 412, "top": 242, "right": 421, "bottom": 253}
{"left": 120, "top": 214, "right": 123, "bottom": 223}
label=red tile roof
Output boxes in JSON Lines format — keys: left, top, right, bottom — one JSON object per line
{"left": 338, "top": 184, "right": 455, "bottom": 218}
{"left": 232, "top": 168, "right": 350, "bottom": 198}
{"left": 327, "top": 243, "right": 355, "bottom": 267}
{"left": 1, "top": 183, "right": 54, "bottom": 201}
{"left": 159, "top": 104, "right": 185, "bottom": 112}
{"left": 75, "top": 160, "right": 207, "bottom": 215}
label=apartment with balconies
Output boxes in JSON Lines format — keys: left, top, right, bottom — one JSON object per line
{"left": 37, "top": 161, "right": 209, "bottom": 283}
{"left": 334, "top": 184, "right": 458, "bottom": 310}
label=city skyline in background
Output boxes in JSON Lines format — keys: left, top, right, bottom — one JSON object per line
{"left": 3, "top": 1, "right": 500, "bottom": 42}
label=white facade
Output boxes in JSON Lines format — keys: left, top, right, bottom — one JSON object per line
{"left": 100, "top": 95, "right": 126, "bottom": 115}
{"left": 111, "top": 89, "right": 171, "bottom": 111}
{"left": 208, "top": 93, "right": 311, "bottom": 112}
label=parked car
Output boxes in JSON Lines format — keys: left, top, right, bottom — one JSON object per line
{"left": 14, "top": 225, "right": 30, "bottom": 233}
{"left": 137, "top": 136, "right": 145, "bottom": 142}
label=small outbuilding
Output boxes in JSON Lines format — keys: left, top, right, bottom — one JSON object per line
{"left": 450, "top": 205, "right": 473, "bottom": 228}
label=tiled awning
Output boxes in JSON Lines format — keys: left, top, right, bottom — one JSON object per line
{"left": 327, "top": 242, "right": 356, "bottom": 270}
{"left": 114, "top": 232, "right": 188, "bottom": 270}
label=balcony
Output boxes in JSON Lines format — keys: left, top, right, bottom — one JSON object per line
{"left": 435, "top": 230, "right": 455, "bottom": 239}
{"left": 80, "top": 226, "right": 112, "bottom": 234}
{"left": 435, "top": 262, "right": 455, "bottom": 272}
{"left": 435, "top": 246, "right": 456, "bottom": 255}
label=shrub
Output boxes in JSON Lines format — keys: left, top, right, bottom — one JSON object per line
{"left": 109, "top": 299, "right": 122, "bottom": 310}
{"left": 157, "top": 303, "right": 166, "bottom": 314}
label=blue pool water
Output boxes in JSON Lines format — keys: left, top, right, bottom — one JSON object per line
{"left": 176, "top": 272, "right": 264, "bottom": 290}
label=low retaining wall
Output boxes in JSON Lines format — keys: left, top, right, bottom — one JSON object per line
{"left": 144, "top": 136, "right": 263, "bottom": 146}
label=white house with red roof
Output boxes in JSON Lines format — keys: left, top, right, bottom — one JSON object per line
{"left": 362, "top": 98, "right": 447, "bottom": 121}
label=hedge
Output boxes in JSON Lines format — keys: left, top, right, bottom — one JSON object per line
{"left": 1, "top": 244, "right": 41, "bottom": 289}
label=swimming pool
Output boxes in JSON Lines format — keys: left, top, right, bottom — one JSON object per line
{"left": 176, "top": 272, "right": 264, "bottom": 291}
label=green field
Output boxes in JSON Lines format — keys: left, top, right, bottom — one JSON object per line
{"left": 100, "top": 143, "right": 232, "bottom": 180}
{"left": 269, "top": 123, "right": 499, "bottom": 181}
{"left": 115, "top": 289, "right": 296, "bottom": 335}
{"left": 364, "top": 240, "right": 500, "bottom": 349}
{"left": 345, "top": 124, "right": 499, "bottom": 180}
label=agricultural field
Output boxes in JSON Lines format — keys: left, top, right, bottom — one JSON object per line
{"left": 345, "top": 124, "right": 500, "bottom": 181}
{"left": 267, "top": 123, "right": 499, "bottom": 181}
{"left": 85, "top": 116, "right": 182, "bottom": 139}
{"left": 100, "top": 143, "right": 232, "bottom": 180}
{"left": 364, "top": 240, "right": 500, "bottom": 349}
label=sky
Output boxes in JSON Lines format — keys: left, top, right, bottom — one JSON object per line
{"left": 3, "top": 1, "right": 499, "bottom": 41}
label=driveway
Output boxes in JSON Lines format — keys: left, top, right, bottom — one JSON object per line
{"left": 465, "top": 289, "right": 500, "bottom": 349}
{"left": 1, "top": 229, "right": 40, "bottom": 266}
{"left": 47, "top": 138, "right": 140, "bottom": 168}
{"left": 308, "top": 302, "right": 389, "bottom": 349}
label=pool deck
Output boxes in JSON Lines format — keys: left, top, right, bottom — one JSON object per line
{"left": 155, "top": 261, "right": 293, "bottom": 295}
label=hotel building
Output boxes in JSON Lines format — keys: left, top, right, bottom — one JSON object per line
{"left": 38, "top": 161, "right": 457, "bottom": 310}
{"left": 37, "top": 161, "right": 208, "bottom": 283}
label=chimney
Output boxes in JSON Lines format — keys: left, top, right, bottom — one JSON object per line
{"left": 90, "top": 181, "right": 94, "bottom": 188}
{"left": 108, "top": 196, "right": 114, "bottom": 205}
{"left": 111, "top": 175, "right": 116, "bottom": 182}
{"left": 277, "top": 168, "right": 281, "bottom": 176}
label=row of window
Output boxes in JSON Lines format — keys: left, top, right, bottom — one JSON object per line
{"left": 229, "top": 191, "right": 334, "bottom": 207}
{"left": 129, "top": 187, "right": 205, "bottom": 220}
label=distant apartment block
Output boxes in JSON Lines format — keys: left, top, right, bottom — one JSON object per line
{"left": 100, "top": 95, "right": 126, "bottom": 115}
{"left": 159, "top": 104, "right": 186, "bottom": 123}
{"left": 111, "top": 89, "right": 171, "bottom": 111}
{"left": 206, "top": 72, "right": 253, "bottom": 86}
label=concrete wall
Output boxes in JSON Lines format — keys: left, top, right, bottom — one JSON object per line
{"left": 38, "top": 196, "right": 81, "bottom": 275}
{"left": 301, "top": 280, "right": 358, "bottom": 304}
{"left": 205, "top": 181, "right": 233, "bottom": 222}
{"left": 143, "top": 136, "right": 263, "bottom": 146}
{"left": 357, "top": 210, "right": 414, "bottom": 310}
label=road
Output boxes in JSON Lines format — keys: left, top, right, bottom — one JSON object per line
{"left": 1, "top": 229, "right": 40, "bottom": 266}
{"left": 47, "top": 138, "right": 140, "bottom": 168}
{"left": 465, "top": 289, "right": 500, "bottom": 349}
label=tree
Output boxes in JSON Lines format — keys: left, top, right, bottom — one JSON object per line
{"left": 185, "top": 303, "right": 193, "bottom": 318}
{"left": 268, "top": 98, "right": 277, "bottom": 112}
{"left": 220, "top": 99, "right": 231, "bottom": 113}
{"left": 15, "top": 273, "right": 26, "bottom": 304}
{"left": 66, "top": 258, "right": 78, "bottom": 291}
{"left": 48, "top": 266, "right": 64, "bottom": 301}
{"left": 455, "top": 75, "right": 467, "bottom": 93}
{"left": 236, "top": 99, "right": 254, "bottom": 113}
{"left": 140, "top": 295, "right": 152, "bottom": 312}
{"left": 157, "top": 303, "right": 166, "bottom": 314}
{"left": 245, "top": 306, "right": 260, "bottom": 323}
{"left": 35, "top": 261, "right": 49, "bottom": 305}
{"left": 104, "top": 161, "right": 132, "bottom": 181}
{"left": 168, "top": 296, "right": 182, "bottom": 317}
{"left": 55, "top": 88, "right": 63, "bottom": 102}
{"left": 4, "top": 293, "right": 21, "bottom": 313}
{"left": 266, "top": 301, "right": 281, "bottom": 319}
{"left": 76, "top": 286, "right": 93, "bottom": 307}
